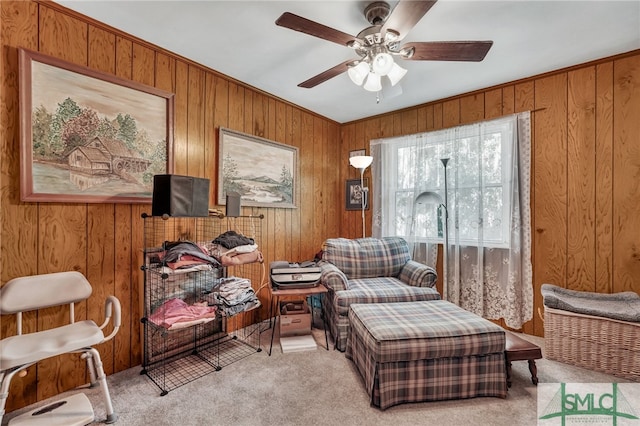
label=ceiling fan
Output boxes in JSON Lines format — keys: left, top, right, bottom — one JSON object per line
{"left": 275, "top": 0, "right": 493, "bottom": 91}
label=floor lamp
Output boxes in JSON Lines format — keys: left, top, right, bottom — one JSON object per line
{"left": 411, "top": 189, "right": 448, "bottom": 300}
{"left": 411, "top": 158, "right": 449, "bottom": 300}
{"left": 411, "top": 190, "right": 443, "bottom": 268}
{"left": 349, "top": 155, "right": 373, "bottom": 238}
{"left": 440, "top": 158, "right": 450, "bottom": 301}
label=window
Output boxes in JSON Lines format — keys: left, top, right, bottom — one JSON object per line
{"left": 373, "top": 116, "right": 515, "bottom": 249}
{"left": 370, "top": 113, "right": 533, "bottom": 329}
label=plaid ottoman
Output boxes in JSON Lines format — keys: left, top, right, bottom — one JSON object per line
{"left": 346, "top": 300, "right": 507, "bottom": 410}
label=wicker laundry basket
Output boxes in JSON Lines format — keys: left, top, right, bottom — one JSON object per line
{"left": 544, "top": 306, "right": 640, "bottom": 381}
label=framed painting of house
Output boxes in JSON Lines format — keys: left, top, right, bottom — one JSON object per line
{"left": 218, "top": 128, "right": 297, "bottom": 209}
{"left": 18, "top": 48, "right": 174, "bottom": 203}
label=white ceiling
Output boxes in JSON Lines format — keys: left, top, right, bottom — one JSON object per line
{"left": 56, "top": 0, "right": 640, "bottom": 124}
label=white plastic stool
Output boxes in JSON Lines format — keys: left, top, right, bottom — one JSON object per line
{"left": 9, "top": 393, "right": 94, "bottom": 426}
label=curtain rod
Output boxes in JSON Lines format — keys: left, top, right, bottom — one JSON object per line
{"left": 371, "top": 110, "right": 540, "bottom": 145}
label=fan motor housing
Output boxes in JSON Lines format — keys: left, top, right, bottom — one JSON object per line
{"left": 364, "top": 1, "right": 391, "bottom": 25}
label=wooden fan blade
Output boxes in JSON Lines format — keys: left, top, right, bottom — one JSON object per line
{"left": 381, "top": 1, "right": 438, "bottom": 39}
{"left": 403, "top": 41, "right": 493, "bottom": 61}
{"left": 298, "top": 60, "right": 352, "bottom": 88}
{"left": 276, "top": 12, "right": 356, "bottom": 47}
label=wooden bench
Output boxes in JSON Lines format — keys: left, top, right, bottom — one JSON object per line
{"left": 505, "top": 331, "right": 542, "bottom": 387}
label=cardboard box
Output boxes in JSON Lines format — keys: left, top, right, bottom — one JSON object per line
{"left": 279, "top": 300, "right": 311, "bottom": 337}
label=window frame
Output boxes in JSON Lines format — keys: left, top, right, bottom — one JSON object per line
{"left": 382, "top": 120, "right": 514, "bottom": 249}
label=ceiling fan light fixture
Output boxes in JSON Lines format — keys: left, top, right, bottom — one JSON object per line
{"left": 372, "top": 52, "right": 394, "bottom": 76}
{"left": 387, "top": 62, "right": 407, "bottom": 86}
{"left": 348, "top": 61, "right": 370, "bottom": 86}
{"left": 363, "top": 72, "right": 382, "bottom": 92}
{"left": 277, "top": 4, "right": 495, "bottom": 95}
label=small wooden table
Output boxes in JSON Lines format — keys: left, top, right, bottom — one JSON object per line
{"left": 505, "top": 331, "right": 542, "bottom": 387}
{"left": 268, "top": 283, "right": 329, "bottom": 356}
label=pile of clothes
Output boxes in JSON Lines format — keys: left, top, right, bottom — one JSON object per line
{"left": 148, "top": 241, "right": 220, "bottom": 272}
{"left": 206, "top": 277, "right": 261, "bottom": 316}
{"left": 146, "top": 230, "right": 263, "bottom": 326}
{"left": 148, "top": 231, "right": 263, "bottom": 271}
{"left": 209, "top": 230, "right": 263, "bottom": 266}
{"left": 147, "top": 298, "right": 218, "bottom": 330}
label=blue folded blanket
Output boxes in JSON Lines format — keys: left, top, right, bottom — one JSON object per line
{"left": 541, "top": 283, "right": 640, "bottom": 323}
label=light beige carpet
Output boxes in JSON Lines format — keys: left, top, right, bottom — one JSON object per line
{"left": 3, "top": 322, "right": 632, "bottom": 426}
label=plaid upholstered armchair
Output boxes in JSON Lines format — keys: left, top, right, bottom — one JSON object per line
{"left": 319, "top": 237, "right": 440, "bottom": 351}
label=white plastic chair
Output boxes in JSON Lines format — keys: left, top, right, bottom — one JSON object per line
{"left": 0, "top": 271, "right": 121, "bottom": 424}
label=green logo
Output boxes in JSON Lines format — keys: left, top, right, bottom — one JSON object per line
{"left": 540, "top": 383, "right": 639, "bottom": 425}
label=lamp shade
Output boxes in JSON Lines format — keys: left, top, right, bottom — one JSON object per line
{"left": 363, "top": 72, "right": 382, "bottom": 92}
{"left": 347, "top": 61, "right": 370, "bottom": 86}
{"left": 387, "top": 62, "right": 407, "bottom": 86}
{"left": 371, "top": 52, "right": 394, "bottom": 76}
{"left": 349, "top": 155, "right": 373, "bottom": 169}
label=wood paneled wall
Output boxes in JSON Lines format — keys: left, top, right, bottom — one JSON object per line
{"left": 340, "top": 51, "right": 640, "bottom": 337}
{"left": 0, "top": 1, "right": 341, "bottom": 412}
{"left": 2, "top": 0, "right": 639, "bottom": 414}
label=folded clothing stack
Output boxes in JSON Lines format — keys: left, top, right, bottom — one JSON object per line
{"left": 207, "top": 277, "right": 261, "bottom": 316}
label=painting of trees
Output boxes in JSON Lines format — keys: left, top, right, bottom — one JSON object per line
{"left": 278, "top": 165, "right": 293, "bottom": 203}
{"left": 218, "top": 128, "right": 297, "bottom": 208}
{"left": 20, "top": 48, "right": 174, "bottom": 203}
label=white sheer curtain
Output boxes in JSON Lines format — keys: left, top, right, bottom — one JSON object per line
{"left": 370, "top": 112, "right": 533, "bottom": 329}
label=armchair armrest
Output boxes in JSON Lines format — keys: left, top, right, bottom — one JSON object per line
{"left": 319, "top": 262, "right": 349, "bottom": 292}
{"left": 399, "top": 260, "right": 437, "bottom": 288}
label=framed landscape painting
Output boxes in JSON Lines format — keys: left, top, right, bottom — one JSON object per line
{"left": 218, "top": 128, "right": 297, "bottom": 209}
{"left": 19, "top": 48, "right": 174, "bottom": 203}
